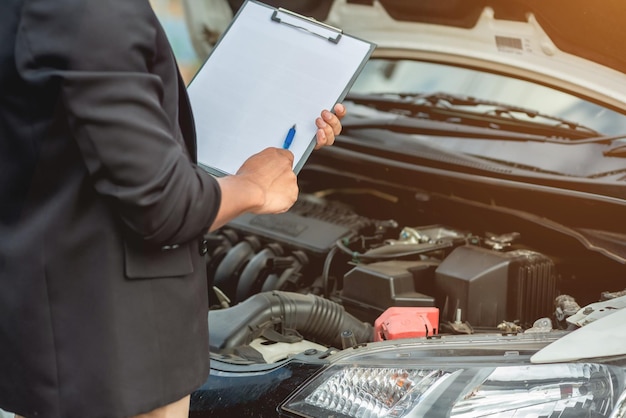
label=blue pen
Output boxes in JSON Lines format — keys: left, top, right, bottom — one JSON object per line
{"left": 282, "top": 124, "right": 296, "bottom": 149}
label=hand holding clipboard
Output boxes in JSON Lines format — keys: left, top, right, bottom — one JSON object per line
{"left": 187, "top": 0, "right": 375, "bottom": 176}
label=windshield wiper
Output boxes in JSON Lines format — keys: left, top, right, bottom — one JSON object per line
{"left": 345, "top": 92, "right": 602, "bottom": 140}
{"left": 341, "top": 116, "right": 558, "bottom": 143}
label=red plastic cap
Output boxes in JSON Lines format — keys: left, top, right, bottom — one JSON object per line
{"left": 374, "top": 307, "right": 439, "bottom": 341}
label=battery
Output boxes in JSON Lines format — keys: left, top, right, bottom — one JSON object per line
{"left": 374, "top": 307, "right": 439, "bottom": 341}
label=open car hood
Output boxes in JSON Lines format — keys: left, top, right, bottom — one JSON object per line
{"left": 224, "top": 0, "right": 626, "bottom": 74}
{"left": 342, "top": 0, "right": 626, "bottom": 74}
{"left": 217, "top": 0, "right": 626, "bottom": 111}
{"left": 325, "top": 0, "right": 626, "bottom": 112}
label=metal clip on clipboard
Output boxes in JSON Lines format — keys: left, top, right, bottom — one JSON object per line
{"left": 271, "top": 7, "right": 343, "bottom": 44}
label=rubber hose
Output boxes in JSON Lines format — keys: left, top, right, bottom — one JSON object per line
{"left": 208, "top": 290, "right": 373, "bottom": 351}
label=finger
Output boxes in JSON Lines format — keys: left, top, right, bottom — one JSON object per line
{"left": 272, "top": 147, "right": 295, "bottom": 168}
{"left": 321, "top": 109, "right": 342, "bottom": 136}
{"left": 322, "top": 122, "right": 336, "bottom": 145}
{"left": 315, "top": 116, "right": 337, "bottom": 146}
{"left": 334, "top": 103, "right": 346, "bottom": 119}
{"left": 315, "top": 128, "right": 328, "bottom": 149}
{"left": 315, "top": 116, "right": 328, "bottom": 146}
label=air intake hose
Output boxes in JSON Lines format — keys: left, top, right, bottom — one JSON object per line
{"left": 209, "top": 291, "right": 373, "bottom": 352}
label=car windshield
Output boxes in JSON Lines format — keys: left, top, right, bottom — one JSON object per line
{"left": 344, "top": 58, "right": 626, "bottom": 179}
{"left": 350, "top": 59, "right": 626, "bottom": 137}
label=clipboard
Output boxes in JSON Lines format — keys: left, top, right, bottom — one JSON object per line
{"left": 186, "top": 0, "right": 376, "bottom": 177}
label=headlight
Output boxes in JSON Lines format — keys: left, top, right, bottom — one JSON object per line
{"left": 281, "top": 342, "right": 626, "bottom": 418}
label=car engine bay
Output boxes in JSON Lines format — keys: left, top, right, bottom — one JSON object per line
{"left": 206, "top": 144, "right": 626, "bottom": 361}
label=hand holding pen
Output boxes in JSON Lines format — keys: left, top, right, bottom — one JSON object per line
{"left": 211, "top": 104, "right": 347, "bottom": 228}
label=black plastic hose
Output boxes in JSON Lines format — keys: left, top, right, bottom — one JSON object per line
{"left": 209, "top": 291, "right": 373, "bottom": 352}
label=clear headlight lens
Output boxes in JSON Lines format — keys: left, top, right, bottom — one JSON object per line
{"left": 299, "top": 367, "right": 455, "bottom": 417}
{"left": 283, "top": 362, "right": 626, "bottom": 418}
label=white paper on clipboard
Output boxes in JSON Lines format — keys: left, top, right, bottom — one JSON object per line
{"left": 186, "top": 0, "right": 375, "bottom": 176}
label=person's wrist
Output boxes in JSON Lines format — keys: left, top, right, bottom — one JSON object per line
{"left": 235, "top": 174, "right": 266, "bottom": 213}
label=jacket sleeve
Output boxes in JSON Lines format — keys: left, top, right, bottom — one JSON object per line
{"left": 15, "top": 0, "right": 221, "bottom": 245}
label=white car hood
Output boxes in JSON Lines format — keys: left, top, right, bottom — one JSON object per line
{"left": 326, "top": 0, "right": 626, "bottom": 112}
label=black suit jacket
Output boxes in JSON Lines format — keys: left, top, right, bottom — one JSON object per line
{"left": 0, "top": 1, "right": 220, "bottom": 416}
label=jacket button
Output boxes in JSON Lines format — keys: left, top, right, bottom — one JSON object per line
{"left": 199, "top": 239, "right": 209, "bottom": 256}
